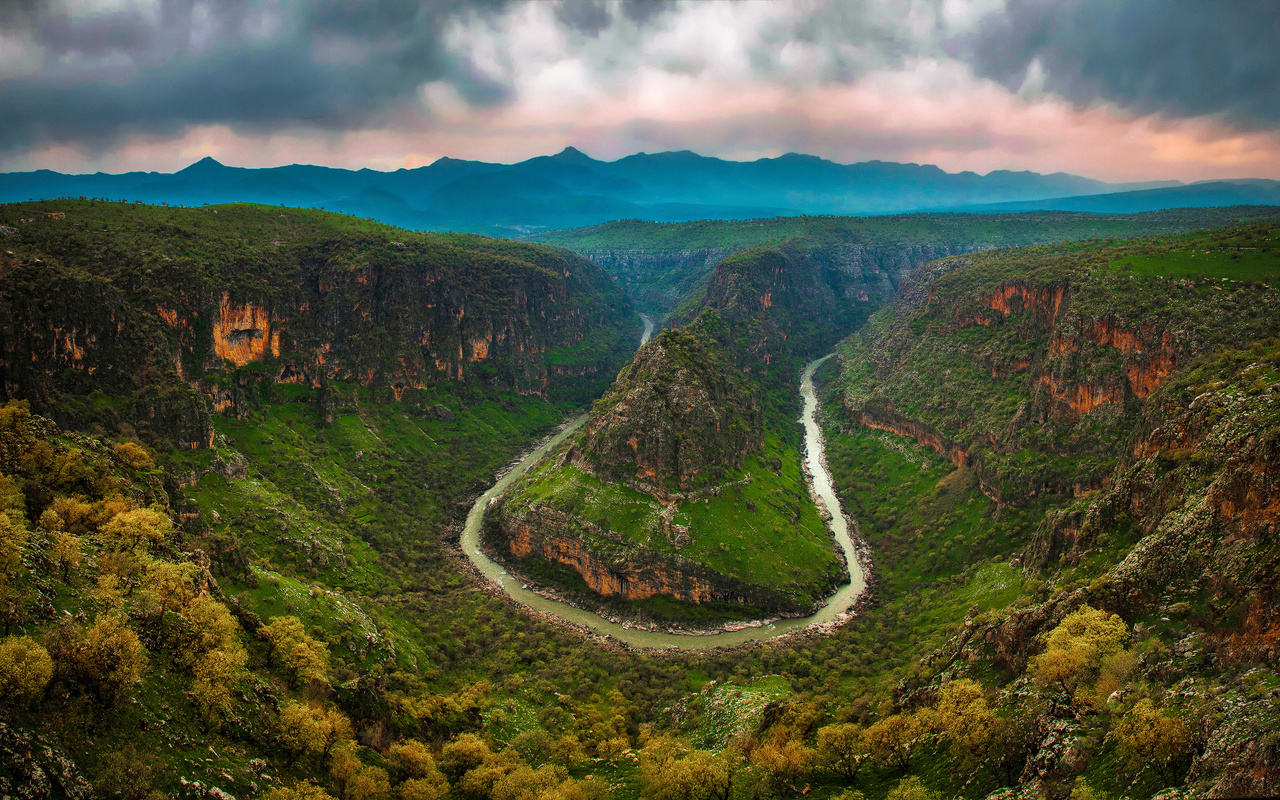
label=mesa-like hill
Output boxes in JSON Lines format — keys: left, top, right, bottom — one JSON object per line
{"left": 485, "top": 328, "right": 845, "bottom": 624}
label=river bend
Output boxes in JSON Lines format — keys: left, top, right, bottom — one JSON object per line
{"left": 459, "top": 326, "right": 865, "bottom": 649}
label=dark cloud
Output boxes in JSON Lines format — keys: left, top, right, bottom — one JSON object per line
{"left": 0, "top": 0, "right": 514, "bottom": 154}
{"left": 555, "top": 0, "right": 612, "bottom": 35}
{"left": 576, "top": 111, "right": 1037, "bottom": 166}
{"left": 619, "top": 0, "right": 675, "bottom": 26}
{"left": 957, "top": 0, "right": 1280, "bottom": 125}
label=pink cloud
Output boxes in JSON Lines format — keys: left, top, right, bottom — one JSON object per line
{"left": 6, "top": 58, "right": 1280, "bottom": 184}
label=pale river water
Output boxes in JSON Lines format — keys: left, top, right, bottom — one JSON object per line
{"left": 459, "top": 316, "right": 866, "bottom": 650}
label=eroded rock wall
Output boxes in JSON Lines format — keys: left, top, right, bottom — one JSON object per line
{"left": 0, "top": 231, "right": 634, "bottom": 448}
{"left": 486, "top": 500, "right": 804, "bottom": 613}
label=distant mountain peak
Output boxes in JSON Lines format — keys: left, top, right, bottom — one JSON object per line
{"left": 775, "top": 152, "right": 825, "bottom": 162}
{"left": 551, "top": 146, "right": 594, "bottom": 163}
{"left": 178, "top": 156, "right": 227, "bottom": 174}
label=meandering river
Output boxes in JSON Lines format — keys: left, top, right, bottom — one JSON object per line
{"left": 459, "top": 319, "right": 866, "bottom": 650}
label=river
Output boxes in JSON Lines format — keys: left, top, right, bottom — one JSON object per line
{"left": 458, "top": 321, "right": 866, "bottom": 650}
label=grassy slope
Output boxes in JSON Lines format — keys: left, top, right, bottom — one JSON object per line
{"left": 509, "top": 430, "right": 841, "bottom": 606}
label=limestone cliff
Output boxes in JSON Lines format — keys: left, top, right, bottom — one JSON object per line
{"left": 484, "top": 500, "right": 804, "bottom": 613}
{"left": 834, "top": 243, "right": 1280, "bottom": 503}
{"left": 0, "top": 201, "right": 636, "bottom": 447}
{"left": 570, "top": 241, "right": 982, "bottom": 316}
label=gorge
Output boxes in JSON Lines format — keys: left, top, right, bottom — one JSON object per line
{"left": 3, "top": 198, "right": 1280, "bottom": 799}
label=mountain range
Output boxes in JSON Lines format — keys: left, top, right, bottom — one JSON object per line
{"left": 9, "top": 148, "right": 1276, "bottom": 235}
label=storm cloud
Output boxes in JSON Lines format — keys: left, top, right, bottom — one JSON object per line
{"left": 958, "top": 0, "right": 1280, "bottom": 126}
{"left": 3, "top": 0, "right": 1280, "bottom": 179}
{"left": 0, "top": 0, "right": 513, "bottom": 151}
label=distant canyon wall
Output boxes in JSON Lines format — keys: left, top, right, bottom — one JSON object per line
{"left": 0, "top": 241, "right": 633, "bottom": 449}
{"left": 570, "top": 242, "right": 991, "bottom": 318}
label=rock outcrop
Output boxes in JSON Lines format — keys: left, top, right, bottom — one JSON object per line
{"left": 486, "top": 501, "right": 804, "bottom": 612}
{"left": 569, "top": 328, "right": 762, "bottom": 494}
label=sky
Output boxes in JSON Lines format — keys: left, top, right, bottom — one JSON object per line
{"left": 1, "top": 0, "right": 1279, "bottom": 182}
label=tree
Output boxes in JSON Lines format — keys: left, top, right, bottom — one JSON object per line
{"left": 549, "top": 734, "right": 585, "bottom": 768}
{"left": 455, "top": 752, "right": 519, "bottom": 800}
{"left": 816, "top": 723, "right": 868, "bottom": 782}
{"left": 640, "top": 737, "right": 739, "bottom": 800}
{"left": 749, "top": 738, "right": 814, "bottom": 798}
{"left": 0, "top": 635, "right": 53, "bottom": 706}
{"left": 0, "top": 399, "right": 30, "bottom": 430}
{"left": 140, "top": 558, "right": 200, "bottom": 622}
{"left": 99, "top": 507, "right": 172, "bottom": 552}
{"left": 192, "top": 645, "right": 248, "bottom": 725}
{"left": 347, "top": 766, "right": 391, "bottom": 800}
{"left": 330, "top": 744, "right": 363, "bottom": 799}
{"left": 180, "top": 595, "right": 243, "bottom": 658}
{"left": 864, "top": 714, "right": 922, "bottom": 773}
{"left": 261, "top": 615, "right": 331, "bottom": 689}
{"left": 75, "top": 612, "right": 147, "bottom": 702}
{"left": 47, "top": 496, "right": 96, "bottom": 534}
{"left": 389, "top": 739, "right": 446, "bottom": 782}
{"left": 1114, "top": 699, "right": 1191, "bottom": 782}
{"left": 510, "top": 729, "right": 555, "bottom": 767}
{"left": 280, "top": 702, "right": 354, "bottom": 766}
{"left": 1030, "top": 605, "right": 1128, "bottom": 700}
{"left": 440, "top": 732, "right": 493, "bottom": 781}
{"left": 932, "top": 679, "right": 996, "bottom": 766}
{"left": 51, "top": 531, "right": 82, "bottom": 582}
{"left": 113, "top": 441, "right": 155, "bottom": 470}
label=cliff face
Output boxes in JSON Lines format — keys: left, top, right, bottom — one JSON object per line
{"left": 571, "top": 248, "right": 734, "bottom": 314}
{"left": 836, "top": 244, "right": 1280, "bottom": 503}
{"left": 570, "top": 329, "right": 762, "bottom": 494}
{"left": 839, "top": 229, "right": 1280, "bottom": 799}
{"left": 0, "top": 202, "right": 635, "bottom": 447}
{"left": 675, "top": 242, "right": 987, "bottom": 384}
{"left": 487, "top": 501, "right": 802, "bottom": 612}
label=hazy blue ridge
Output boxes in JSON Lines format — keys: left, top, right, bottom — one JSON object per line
{"left": 0, "top": 148, "right": 1239, "bottom": 235}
